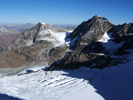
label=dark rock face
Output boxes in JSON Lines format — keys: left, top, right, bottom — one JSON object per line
{"left": 114, "top": 35, "right": 133, "bottom": 55}
{"left": 108, "top": 23, "right": 133, "bottom": 39}
{"left": 0, "top": 47, "right": 3, "bottom": 53}
{"left": 47, "top": 51, "right": 112, "bottom": 71}
{"left": 82, "top": 42, "right": 105, "bottom": 54}
{"left": 48, "top": 44, "right": 69, "bottom": 65}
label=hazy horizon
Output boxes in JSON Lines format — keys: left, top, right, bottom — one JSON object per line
{"left": 0, "top": 0, "right": 133, "bottom": 25}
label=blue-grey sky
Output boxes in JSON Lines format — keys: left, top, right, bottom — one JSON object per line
{"left": 0, "top": 0, "right": 133, "bottom": 25}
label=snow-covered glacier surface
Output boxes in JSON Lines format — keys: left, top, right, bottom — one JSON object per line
{"left": 0, "top": 56, "right": 133, "bottom": 100}
{"left": 0, "top": 67, "right": 104, "bottom": 100}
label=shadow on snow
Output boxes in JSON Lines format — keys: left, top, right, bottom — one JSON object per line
{"left": 60, "top": 66, "right": 133, "bottom": 100}
{"left": 0, "top": 93, "right": 23, "bottom": 100}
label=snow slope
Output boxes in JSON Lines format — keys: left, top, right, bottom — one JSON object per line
{"left": 26, "top": 30, "right": 71, "bottom": 47}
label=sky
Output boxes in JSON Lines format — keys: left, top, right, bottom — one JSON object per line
{"left": 0, "top": 0, "right": 133, "bottom": 25}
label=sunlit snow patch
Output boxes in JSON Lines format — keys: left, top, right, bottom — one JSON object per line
{"left": 98, "top": 32, "right": 111, "bottom": 43}
{"left": 37, "top": 29, "right": 73, "bottom": 47}
{"left": 40, "top": 22, "right": 46, "bottom": 25}
{"left": 26, "top": 39, "right": 33, "bottom": 46}
{"left": 54, "top": 32, "right": 67, "bottom": 47}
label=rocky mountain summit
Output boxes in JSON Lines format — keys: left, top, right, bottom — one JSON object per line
{"left": 0, "top": 15, "right": 133, "bottom": 74}
{"left": 67, "top": 15, "right": 113, "bottom": 49}
{"left": 47, "top": 15, "right": 133, "bottom": 70}
{"left": 0, "top": 22, "right": 70, "bottom": 74}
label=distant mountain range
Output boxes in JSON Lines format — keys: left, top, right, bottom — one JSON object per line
{"left": 0, "top": 23, "right": 77, "bottom": 32}
{"left": 53, "top": 24, "right": 77, "bottom": 30}
{"left": 0, "top": 23, "right": 34, "bottom": 32}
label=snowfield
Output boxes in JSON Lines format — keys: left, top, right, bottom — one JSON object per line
{"left": 0, "top": 57, "right": 133, "bottom": 100}
{"left": 0, "top": 67, "right": 104, "bottom": 100}
{"left": 98, "top": 32, "right": 111, "bottom": 43}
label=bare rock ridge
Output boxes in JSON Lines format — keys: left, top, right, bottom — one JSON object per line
{"left": 0, "top": 22, "right": 69, "bottom": 74}
{"left": 47, "top": 15, "right": 133, "bottom": 71}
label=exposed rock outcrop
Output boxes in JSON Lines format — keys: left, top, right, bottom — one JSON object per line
{"left": 0, "top": 47, "right": 3, "bottom": 53}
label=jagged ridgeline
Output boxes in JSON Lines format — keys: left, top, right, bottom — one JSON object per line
{"left": 0, "top": 15, "right": 133, "bottom": 74}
